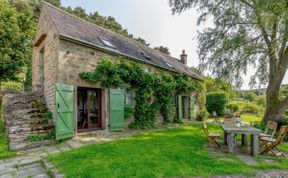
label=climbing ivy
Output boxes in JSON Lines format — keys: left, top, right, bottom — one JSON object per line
{"left": 80, "top": 58, "right": 204, "bottom": 128}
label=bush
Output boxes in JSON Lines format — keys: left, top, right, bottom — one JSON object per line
{"left": 206, "top": 92, "right": 228, "bottom": 115}
{"left": 196, "top": 110, "right": 208, "bottom": 121}
{"left": 241, "top": 103, "right": 261, "bottom": 114}
{"left": 243, "top": 92, "right": 258, "bottom": 102}
{"left": 226, "top": 103, "right": 239, "bottom": 112}
{"left": 124, "top": 106, "right": 134, "bottom": 119}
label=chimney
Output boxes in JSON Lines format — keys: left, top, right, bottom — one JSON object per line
{"left": 180, "top": 50, "right": 187, "bottom": 65}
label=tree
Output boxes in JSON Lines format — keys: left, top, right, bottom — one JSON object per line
{"left": 205, "top": 77, "right": 234, "bottom": 99}
{"left": 170, "top": 0, "right": 288, "bottom": 122}
{"left": 0, "top": 0, "right": 35, "bottom": 85}
{"left": 154, "top": 46, "right": 171, "bottom": 55}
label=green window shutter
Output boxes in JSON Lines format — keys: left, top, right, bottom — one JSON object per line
{"left": 55, "top": 83, "right": 75, "bottom": 140}
{"left": 109, "top": 88, "right": 125, "bottom": 131}
{"left": 177, "top": 95, "right": 183, "bottom": 120}
{"left": 190, "top": 96, "right": 195, "bottom": 119}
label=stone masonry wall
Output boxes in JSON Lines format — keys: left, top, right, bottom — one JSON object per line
{"left": 2, "top": 91, "right": 56, "bottom": 151}
{"left": 32, "top": 7, "right": 59, "bottom": 118}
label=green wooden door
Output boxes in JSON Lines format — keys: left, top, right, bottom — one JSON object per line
{"left": 190, "top": 96, "right": 195, "bottom": 120}
{"left": 109, "top": 89, "right": 125, "bottom": 131}
{"left": 177, "top": 95, "right": 183, "bottom": 120}
{"left": 55, "top": 83, "right": 75, "bottom": 140}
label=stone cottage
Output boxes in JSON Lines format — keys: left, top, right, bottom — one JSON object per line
{"left": 4, "top": 2, "right": 203, "bottom": 149}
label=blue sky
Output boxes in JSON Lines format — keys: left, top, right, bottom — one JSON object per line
{"left": 61, "top": 0, "right": 288, "bottom": 89}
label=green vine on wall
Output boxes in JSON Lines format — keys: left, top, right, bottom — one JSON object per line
{"left": 80, "top": 58, "right": 204, "bottom": 128}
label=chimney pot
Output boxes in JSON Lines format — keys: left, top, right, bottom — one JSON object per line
{"left": 180, "top": 50, "right": 187, "bottom": 65}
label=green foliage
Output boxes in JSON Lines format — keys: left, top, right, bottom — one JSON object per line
{"left": 124, "top": 106, "right": 134, "bottom": 119}
{"left": 36, "top": 100, "right": 47, "bottom": 112}
{"left": 243, "top": 92, "right": 258, "bottom": 102}
{"left": 169, "top": 0, "right": 288, "bottom": 121}
{"left": 205, "top": 77, "right": 234, "bottom": 99}
{"left": 80, "top": 59, "right": 203, "bottom": 128}
{"left": 226, "top": 103, "right": 239, "bottom": 112}
{"left": 24, "top": 64, "right": 32, "bottom": 91}
{"left": 27, "top": 129, "right": 55, "bottom": 142}
{"left": 241, "top": 103, "right": 261, "bottom": 114}
{"left": 39, "top": 111, "right": 53, "bottom": 121}
{"left": 206, "top": 92, "right": 228, "bottom": 115}
{"left": 154, "top": 46, "right": 170, "bottom": 55}
{"left": 0, "top": 0, "right": 35, "bottom": 83}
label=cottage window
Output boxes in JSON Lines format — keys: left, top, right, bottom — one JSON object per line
{"left": 125, "top": 89, "right": 133, "bottom": 105}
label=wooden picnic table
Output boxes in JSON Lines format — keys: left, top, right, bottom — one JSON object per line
{"left": 221, "top": 123, "right": 261, "bottom": 156}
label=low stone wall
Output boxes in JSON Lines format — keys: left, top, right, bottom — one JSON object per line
{"left": 2, "top": 91, "right": 56, "bottom": 151}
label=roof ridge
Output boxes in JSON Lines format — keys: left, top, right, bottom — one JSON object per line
{"left": 43, "top": 1, "right": 179, "bottom": 60}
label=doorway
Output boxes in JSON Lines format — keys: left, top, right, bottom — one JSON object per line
{"left": 77, "top": 88, "right": 102, "bottom": 132}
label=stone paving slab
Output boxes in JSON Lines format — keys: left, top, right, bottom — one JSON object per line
{"left": 15, "top": 163, "right": 48, "bottom": 178}
{"left": 57, "top": 143, "right": 72, "bottom": 152}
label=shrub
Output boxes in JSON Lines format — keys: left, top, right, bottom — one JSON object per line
{"left": 124, "top": 106, "right": 134, "bottom": 119}
{"left": 226, "top": 103, "right": 239, "bottom": 112}
{"left": 206, "top": 92, "right": 228, "bottom": 115}
{"left": 196, "top": 110, "right": 208, "bottom": 121}
{"left": 241, "top": 103, "right": 261, "bottom": 114}
{"left": 243, "top": 92, "right": 258, "bottom": 102}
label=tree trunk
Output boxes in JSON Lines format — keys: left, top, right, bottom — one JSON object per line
{"left": 263, "top": 49, "right": 288, "bottom": 122}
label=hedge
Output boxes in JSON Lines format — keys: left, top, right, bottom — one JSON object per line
{"left": 206, "top": 92, "right": 228, "bottom": 115}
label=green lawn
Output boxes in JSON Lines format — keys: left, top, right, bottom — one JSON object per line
{"left": 48, "top": 124, "right": 288, "bottom": 178}
{"left": 208, "top": 114, "right": 263, "bottom": 123}
{"left": 241, "top": 114, "right": 263, "bottom": 123}
{"left": 0, "top": 133, "right": 16, "bottom": 159}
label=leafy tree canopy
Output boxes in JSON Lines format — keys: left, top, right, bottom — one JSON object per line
{"left": 169, "top": 0, "right": 288, "bottom": 121}
{"left": 154, "top": 46, "right": 171, "bottom": 55}
{"left": 0, "top": 0, "right": 35, "bottom": 83}
{"left": 205, "top": 77, "right": 234, "bottom": 99}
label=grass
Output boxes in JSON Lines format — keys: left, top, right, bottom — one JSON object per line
{"left": 241, "top": 114, "right": 263, "bottom": 123}
{"left": 208, "top": 114, "right": 263, "bottom": 123}
{"left": 0, "top": 133, "right": 16, "bottom": 159}
{"left": 48, "top": 124, "right": 288, "bottom": 178}
{"left": 0, "top": 115, "right": 16, "bottom": 160}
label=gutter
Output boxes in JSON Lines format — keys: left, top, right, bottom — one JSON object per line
{"left": 59, "top": 34, "right": 204, "bottom": 81}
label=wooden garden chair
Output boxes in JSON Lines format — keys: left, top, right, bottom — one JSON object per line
{"left": 202, "top": 121, "right": 221, "bottom": 148}
{"left": 260, "top": 125, "right": 288, "bottom": 157}
{"left": 212, "top": 111, "right": 223, "bottom": 124}
{"left": 259, "top": 121, "right": 278, "bottom": 138}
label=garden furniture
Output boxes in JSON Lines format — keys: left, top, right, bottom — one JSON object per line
{"left": 202, "top": 121, "right": 221, "bottom": 148}
{"left": 221, "top": 123, "right": 261, "bottom": 156}
{"left": 260, "top": 125, "right": 288, "bottom": 157}
{"left": 259, "top": 121, "right": 278, "bottom": 139}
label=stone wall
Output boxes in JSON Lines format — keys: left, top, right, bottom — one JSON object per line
{"left": 32, "top": 7, "right": 59, "bottom": 117}
{"left": 2, "top": 91, "right": 56, "bottom": 151}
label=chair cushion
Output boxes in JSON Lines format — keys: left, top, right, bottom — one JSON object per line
{"left": 260, "top": 137, "right": 276, "bottom": 143}
{"left": 208, "top": 133, "right": 220, "bottom": 137}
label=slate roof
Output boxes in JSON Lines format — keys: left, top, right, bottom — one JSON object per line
{"left": 42, "top": 2, "right": 203, "bottom": 81}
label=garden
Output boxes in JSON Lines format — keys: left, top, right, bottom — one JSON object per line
{"left": 47, "top": 123, "right": 288, "bottom": 177}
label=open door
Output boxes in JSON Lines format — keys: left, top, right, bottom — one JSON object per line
{"left": 55, "top": 83, "right": 75, "bottom": 140}
{"left": 109, "top": 89, "right": 124, "bottom": 131}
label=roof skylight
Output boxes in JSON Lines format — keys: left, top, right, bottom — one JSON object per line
{"left": 164, "top": 61, "right": 174, "bottom": 68}
{"left": 98, "top": 36, "right": 116, "bottom": 49}
{"left": 138, "top": 50, "right": 151, "bottom": 60}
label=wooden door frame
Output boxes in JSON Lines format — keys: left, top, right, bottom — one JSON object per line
{"left": 76, "top": 87, "right": 102, "bottom": 133}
